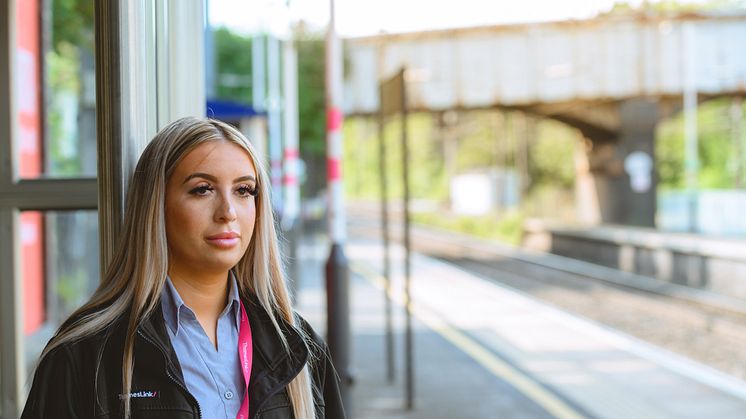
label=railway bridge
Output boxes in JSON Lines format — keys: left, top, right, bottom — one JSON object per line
{"left": 343, "top": 12, "right": 746, "bottom": 227}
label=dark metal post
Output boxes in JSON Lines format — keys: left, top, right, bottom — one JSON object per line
{"left": 399, "top": 68, "right": 414, "bottom": 410}
{"left": 378, "top": 85, "right": 395, "bottom": 383}
{"left": 325, "top": 0, "right": 352, "bottom": 413}
{"left": 325, "top": 244, "right": 351, "bottom": 408}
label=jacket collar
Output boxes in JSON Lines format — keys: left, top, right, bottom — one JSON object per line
{"left": 137, "top": 292, "right": 310, "bottom": 415}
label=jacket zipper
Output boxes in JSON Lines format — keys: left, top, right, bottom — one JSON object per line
{"left": 137, "top": 329, "right": 203, "bottom": 419}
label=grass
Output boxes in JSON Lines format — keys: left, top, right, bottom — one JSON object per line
{"left": 412, "top": 210, "right": 525, "bottom": 245}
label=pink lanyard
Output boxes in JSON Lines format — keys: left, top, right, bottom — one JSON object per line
{"left": 237, "top": 301, "right": 253, "bottom": 419}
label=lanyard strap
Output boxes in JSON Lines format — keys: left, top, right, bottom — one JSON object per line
{"left": 237, "top": 301, "right": 253, "bottom": 419}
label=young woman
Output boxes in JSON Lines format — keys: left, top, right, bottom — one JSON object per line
{"left": 22, "top": 117, "right": 345, "bottom": 419}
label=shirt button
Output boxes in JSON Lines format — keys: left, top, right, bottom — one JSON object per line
{"left": 224, "top": 390, "right": 234, "bottom": 400}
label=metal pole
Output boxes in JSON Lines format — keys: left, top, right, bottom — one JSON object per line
{"left": 250, "top": 34, "right": 267, "bottom": 165}
{"left": 378, "top": 84, "right": 395, "bottom": 383}
{"left": 325, "top": 0, "right": 352, "bottom": 412}
{"left": 0, "top": 209, "right": 23, "bottom": 419}
{"left": 204, "top": 0, "right": 215, "bottom": 99}
{"left": 267, "top": 34, "right": 283, "bottom": 215}
{"left": 399, "top": 68, "right": 414, "bottom": 410}
{"left": 282, "top": 37, "right": 301, "bottom": 302}
{"left": 252, "top": 33, "right": 266, "bottom": 112}
{"left": 1, "top": 4, "right": 24, "bottom": 416}
{"left": 683, "top": 22, "right": 698, "bottom": 233}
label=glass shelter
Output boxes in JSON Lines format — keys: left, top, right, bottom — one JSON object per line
{"left": 0, "top": 1, "right": 205, "bottom": 417}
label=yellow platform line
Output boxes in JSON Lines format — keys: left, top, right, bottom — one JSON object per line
{"left": 351, "top": 261, "right": 588, "bottom": 419}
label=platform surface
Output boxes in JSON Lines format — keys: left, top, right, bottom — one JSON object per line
{"left": 296, "top": 235, "right": 746, "bottom": 419}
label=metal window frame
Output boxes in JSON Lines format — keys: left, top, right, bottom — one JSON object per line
{"left": 1, "top": 2, "right": 25, "bottom": 416}
{"left": 1, "top": 1, "right": 205, "bottom": 417}
{"left": 1, "top": 1, "right": 98, "bottom": 416}
{"left": 97, "top": 0, "right": 205, "bottom": 268}
{"left": 95, "top": 0, "right": 159, "bottom": 268}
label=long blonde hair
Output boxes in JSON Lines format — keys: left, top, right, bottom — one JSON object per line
{"left": 40, "top": 117, "right": 316, "bottom": 419}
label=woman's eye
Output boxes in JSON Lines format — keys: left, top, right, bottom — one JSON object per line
{"left": 189, "top": 185, "right": 213, "bottom": 196}
{"left": 237, "top": 185, "right": 258, "bottom": 197}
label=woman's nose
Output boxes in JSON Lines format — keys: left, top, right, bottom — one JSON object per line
{"left": 215, "top": 193, "right": 238, "bottom": 222}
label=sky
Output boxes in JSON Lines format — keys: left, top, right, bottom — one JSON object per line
{"left": 208, "top": 0, "right": 714, "bottom": 37}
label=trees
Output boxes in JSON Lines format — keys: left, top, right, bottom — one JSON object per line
{"left": 607, "top": 0, "right": 746, "bottom": 14}
{"left": 210, "top": 25, "right": 328, "bottom": 197}
{"left": 296, "top": 33, "right": 327, "bottom": 198}
{"left": 212, "top": 27, "right": 253, "bottom": 103}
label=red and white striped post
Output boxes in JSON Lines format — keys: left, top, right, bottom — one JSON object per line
{"left": 325, "top": 0, "right": 351, "bottom": 412}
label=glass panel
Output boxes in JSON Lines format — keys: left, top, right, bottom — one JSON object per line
{"left": 22, "top": 210, "right": 99, "bottom": 385}
{"left": 16, "top": 0, "right": 96, "bottom": 179}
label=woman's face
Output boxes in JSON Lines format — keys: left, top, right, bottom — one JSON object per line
{"left": 164, "top": 140, "right": 257, "bottom": 279}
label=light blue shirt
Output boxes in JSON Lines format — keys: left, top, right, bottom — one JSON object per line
{"left": 161, "top": 275, "right": 244, "bottom": 418}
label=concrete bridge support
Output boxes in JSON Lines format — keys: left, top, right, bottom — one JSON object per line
{"left": 577, "top": 98, "right": 659, "bottom": 227}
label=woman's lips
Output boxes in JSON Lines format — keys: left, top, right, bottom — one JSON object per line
{"left": 206, "top": 231, "right": 240, "bottom": 248}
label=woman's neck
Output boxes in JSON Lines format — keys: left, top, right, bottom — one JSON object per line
{"left": 168, "top": 269, "right": 230, "bottom": 322}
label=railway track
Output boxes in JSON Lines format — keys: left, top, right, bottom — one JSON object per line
{"left": 346, "top": 212, "right": 746, "bottom": 381}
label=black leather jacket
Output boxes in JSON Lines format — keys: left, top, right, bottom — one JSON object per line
{"left": 21, "top": 295, "right": 345, "bottom": 419}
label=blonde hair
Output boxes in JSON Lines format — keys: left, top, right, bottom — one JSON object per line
{"left": 40, "top": 117, "right": 316, "bottom": 419}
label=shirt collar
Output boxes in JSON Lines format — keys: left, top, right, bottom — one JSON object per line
{"left": 225, "top": 271, "right": 243, "bottom": 328}
{"left": 161, "top": 272, "right": 242, "bottom": 336}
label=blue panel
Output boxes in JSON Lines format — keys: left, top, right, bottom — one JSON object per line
{"left": 206, "top": 99, "right": 264, "bottom": 120}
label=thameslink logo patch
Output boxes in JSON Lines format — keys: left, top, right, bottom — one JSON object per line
{"left": 118, "top": 390, "right": 159, "bottom": 400}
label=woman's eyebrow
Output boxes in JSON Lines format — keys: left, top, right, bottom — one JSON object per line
{"left": 234, "top": 175, "right": 257, "bottom": 183}
{"left": 182, "top": 173, "right": 256, "bottom": 184}
{"left": 183, "top": 172, "right": 216, "bottom": 184}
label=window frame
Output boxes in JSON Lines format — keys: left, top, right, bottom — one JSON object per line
{"left": 0, "top": 1, "right": 204, "bottom": 417}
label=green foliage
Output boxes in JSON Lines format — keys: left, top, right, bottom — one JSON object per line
{"left": 412, "top": 210, "right": 525, "bottom": 245}
{"left": 56, "top": 271, "right": 89, "bottom": 315}
{"left": 456, "top": 111, "right": 500, "bottom": 171}
{"left": 657, "top": 98, "right": 746, "bottom": 190}
{"left": 295, "top": 32, "right": 328, "bottom": 197}
{"left": 44, "top": 0, "right": 95, "bottom": 176}
{"left": 209, "top": 27, "right": 328, "bottom": 197}
{"left": 343, "top": 113, "right": 447, "bottom": 201}
{"left": 46, "top": 44, "right": 80, "bottom": 92}
{"left": 344, "top": 109, "right": 575, "bottom": 201}
{"left": 343, "top": 109, "right": 579, "bottom": 242}
{"left": 608, "top": 0, "right": 746, "bottom": 13}
{"left": 530, "top": 119, "right": 577, "bottom": 189}
{"left": 297, "top": 37, "right": 326, "bottom": 157}
{"left": 51, "top": 0, "right": 94, "bottom": 54}
{"left": 698, "top": 101, "right": 736, "bottom": 188}
{"left": 656, "top": 116, "right": 685, "bottom": 189}
{"left": 344, "top": 109, "right": 579, "bottom": 218}
{"left": 46, "top": 45, "right": 82, "bottom": 175}
{"left": 342, "top": 118, "right": 377, "bottom": 199}
{"left": 521, "top": 184, "right": 577, "bottom": 221}
{"left": 213, "top": 27, "right": 253, "bottom": 103}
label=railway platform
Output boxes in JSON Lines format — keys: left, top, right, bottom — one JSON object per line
{"left": 295, "top": 233, "right": 746, "bottom": 419}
